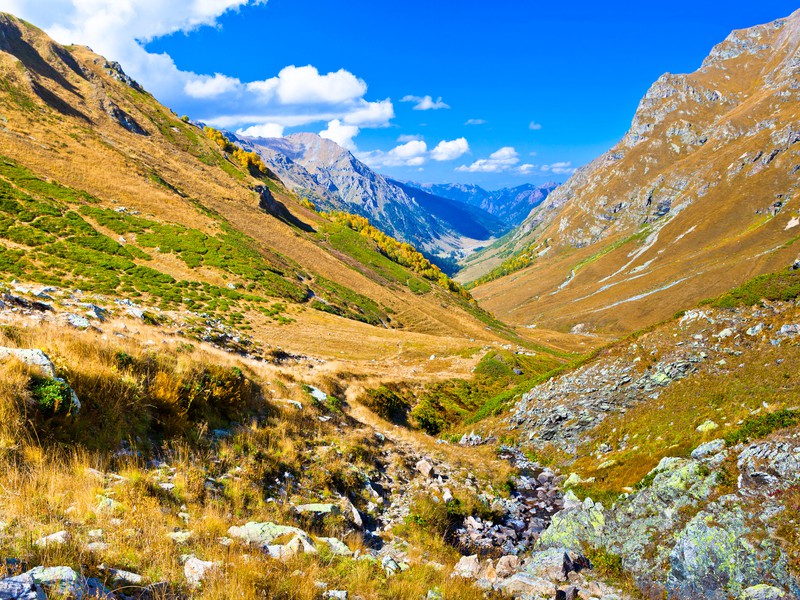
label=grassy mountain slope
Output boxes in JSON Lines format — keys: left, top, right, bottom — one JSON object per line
{"left": 467, "top": 9, "right": 800, "bottom": 335}
{"left": 0, "top": 12, "right": 556, "bottom": 364}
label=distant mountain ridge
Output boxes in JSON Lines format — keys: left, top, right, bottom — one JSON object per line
{"left": 407, "top": 181, "right": 560, "bottom": 226}
{"left": 232, "top": 133, "right": 509, "bottom": 263}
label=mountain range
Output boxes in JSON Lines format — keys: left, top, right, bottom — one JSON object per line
{"left": 406, "top": 181, "right": 560, "bottom": 226}
{"left": 233, "top": 132, "right": 511, "bottom": 266}
{"left": 464, "top": 8, "right": 800, "bottom": 333}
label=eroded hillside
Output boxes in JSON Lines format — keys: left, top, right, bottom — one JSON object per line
{"left": 467, "top": 9, "right": 800, "bottom": 335}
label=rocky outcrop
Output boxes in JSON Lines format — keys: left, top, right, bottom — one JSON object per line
{"left": 535, "top": 436, "right": 800, "bottom": 599}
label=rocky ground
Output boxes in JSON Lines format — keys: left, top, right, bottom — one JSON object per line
{"left": 2, "top": 284, "right": 800, "bottom": 599}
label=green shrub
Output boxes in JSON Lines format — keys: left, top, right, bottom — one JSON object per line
{"left": 30, "top": 376, "right": 75, "bottom": 415}
{"left": 724, "top": 409, "right": 800, "bottom": 446}
{"left": 362, "top": 386, "right": 410, "bottom": 422}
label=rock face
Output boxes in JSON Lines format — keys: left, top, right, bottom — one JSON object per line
{"left": 472, "top": 9, "right": 800, "bottom": 333}
{"left": 536, "top": 437, "right": 800, "bottom": 599}
{"left": 232, "top": 133, "right": 508, "bottom": 259}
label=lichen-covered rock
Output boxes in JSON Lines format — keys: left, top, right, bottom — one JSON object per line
{"left": 536, "top": 502, "right": 605, "bottom": 551}
{"left": 667, "top": 502, "right": 765, "bottom": 599}
{"left": 227, "top": 521, "right": 307, "bottom": 546}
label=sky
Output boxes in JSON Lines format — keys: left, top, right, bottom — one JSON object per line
{"left": 1, "top": 1, "right": 798, "bottom": 189}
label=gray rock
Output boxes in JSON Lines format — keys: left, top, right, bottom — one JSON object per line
{"left": 452, "top": 554, "right": 480, "bottom": 578}
{"left": 525, "top": 548, "right": 588, "bottom": 581}
{"left": 227, "top": 522, "right": 306, "bottom": 546}
{"left": 34, "top": 531, "right": 68, "bottom": 547}
{"left": 296, "top": 503, "right": 340, "bottom": 516}
{"left": 319, "top": 537, "right": 352, "bottom": 556}
{"left": 184, "top": 556, "right": 216, "bottom": 588}
{"left": 496, "top": 573, "right": 557, "bottom": 597}
{"left": 691, "top": 439, "right": 726, "bottom": 460}
{"left": 0, "top": 348, "right": 56, "bottom": 378}
{"left": 66, "top": 314, "right": 91, "bottom": 329}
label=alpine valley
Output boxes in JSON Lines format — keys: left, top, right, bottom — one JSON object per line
{"left": 0, "top": 7, "right": 799, "bottom": 600}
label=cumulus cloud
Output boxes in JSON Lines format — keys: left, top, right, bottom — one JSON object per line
{"left": 465, "top": 118, "right": 487, "bottom": 125}
{"left": 397, "top": 134, "right": 424, "bottom": 143}
{"left": 361, "top": 137, "right": 470, "bottom": 168}
{"left": 541, "top": 161, "right": 576, "bottom": 175}
{"left": 185, "top": 73, "right": 241, "bottom": 98}
{"left": 1, "top": 0, "right": 394, "bottom": 141}
{"left": 236, "top": 123, "right": 285, "bottom": 139}
{"left": 401, "top": 95, "right": 450, "bottom": 110}
{"left": 430, "top": 138, "right": 469, "bottom": 162}
{"left": 320, "top": 119, "right": 361, "bottom": 151}
{"left": 457, "top": 147, "right": 520, "bottom": 173}
{"left": 516, "top": 164, "right": 536, "bottom": 175}
{"left": 247, "top": 65, "right": 366, "bottom": 105}
{"left": 529, "top": 121, "right": 543, "bottom": 130}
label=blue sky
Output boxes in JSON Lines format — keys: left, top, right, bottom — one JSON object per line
{"left": 3, "top": 1, "right": 799, "bottom": 188}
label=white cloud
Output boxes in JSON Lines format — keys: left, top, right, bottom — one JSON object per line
{"left": 185, "top": 73, "right": 241, "bottom": 98}
{"left": 342, "top": 99, "right": 394, "bottom": 127}
{"left": 541, "top": 161, "right": 576, "bottom": 175}
{"left": 401, "top": 95, "right": 450, "bottom": 111}
{"left": 247, "top": 65, "right": 366, "bottom": 105}
{"left": 236, "top": 123, "right": 285, "bottom": 138}
{"left": 457, "top": 147, "right": 520, "bottom": 173}
{"left": 1, "top": 0, "right": 393, "bottom": 143}
{"left": 465, "top": 118, "right": 487, "bottom": 125}
{"left": 430, "top": 138, "right": 469, "bottom": 162}
{"left": 529, "top": 121, "right": 543, "bottom": 130}
{"left": 320, "top": 119, "right": 360, "bottom": 151}
{"left": 516, "top": 164, "right": 536, "bottom": 175}
{"left": 361, "top": 137, "right": 470, "bottom": 168}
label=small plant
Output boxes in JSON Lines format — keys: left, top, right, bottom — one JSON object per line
{"left": 30, "top": 376, "right": 74, "bottom": 415}
{"left": 115, "top": 351, "right": 134, "bottom": 369}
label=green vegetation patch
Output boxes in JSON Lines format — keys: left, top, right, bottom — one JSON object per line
{"left": 707, "top": 268, "right": 800, "bottom": 309}
{"left": 724, "top": 409, "right": 800, "bottom": 446}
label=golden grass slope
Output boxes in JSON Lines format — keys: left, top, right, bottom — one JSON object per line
{"left": 469, "top": 9, "right": 800, "bottom": 335}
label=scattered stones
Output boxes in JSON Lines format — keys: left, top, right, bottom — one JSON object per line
{"left": 34, "top": 531, "right": 68, "bottom": 548}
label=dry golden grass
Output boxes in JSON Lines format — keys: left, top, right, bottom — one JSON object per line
{"left": 0, "top": 309, "right": 518, "bottom": 598}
